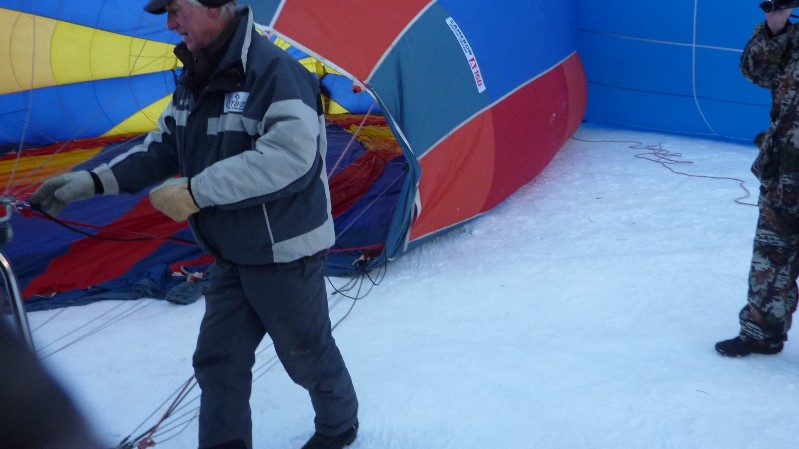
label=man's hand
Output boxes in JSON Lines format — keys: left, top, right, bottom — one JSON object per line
{"left": 149, "top": 177, "right": 200, "bottom": 222}
{"left": 31, "top": 171, "right": 96, "bottom": 216}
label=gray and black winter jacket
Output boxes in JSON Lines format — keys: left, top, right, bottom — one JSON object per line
{"left": 93, "top": 6, "right": 334, "bottom": 265}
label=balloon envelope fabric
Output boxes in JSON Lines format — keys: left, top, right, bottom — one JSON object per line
{"left": 578, "top": 0, "right": 770, "bottom": 142}
{"left": 1, "top": 0, "right": 586, "bottom": 308}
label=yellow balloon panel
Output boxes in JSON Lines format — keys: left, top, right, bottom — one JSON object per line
{"left": 0, "top": 147, "right": 103, "bottom": 187}
{"left": 1, "top": 8, "right": 177, "bottom": 94}
{"left": 325, "top": 98, "right": 350, "bottom": 115}
{"left": 0, "top": 8, "right": 57, "bottom": 95}
{"left": 271, "top": 35, "right": 326, "bottom": 78}
{"left": 102, "top": 95, "right": 173, "bottom": 137}
{"left": 51, "top": 21, "right": 177, "bottom": 85}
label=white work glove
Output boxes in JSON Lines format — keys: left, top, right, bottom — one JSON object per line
{"left": 31, "top": 171, "right": 96, "bottom": 216}
{"left": 149, "top": 177, "right": 200, "bottom": 222}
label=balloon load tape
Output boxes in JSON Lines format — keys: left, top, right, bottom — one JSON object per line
{"left": 760, "top": 0, "right": 799, "bottom": 12}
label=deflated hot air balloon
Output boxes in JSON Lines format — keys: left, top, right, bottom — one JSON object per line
{"left": 250, "top": 0, "right": 587, "bottom": 263}
{"left": 0, "top": 0, "right": 586, "bottom": 309}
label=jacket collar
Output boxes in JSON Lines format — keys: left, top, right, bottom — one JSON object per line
{"left": 174, "top": 5, "right": 254, "bottom": 94}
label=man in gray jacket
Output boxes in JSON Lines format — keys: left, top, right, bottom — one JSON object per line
{"left": 31, "top": 1, "right": 359, "bottom": 448}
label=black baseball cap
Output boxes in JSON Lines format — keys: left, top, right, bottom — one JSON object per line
{"left": 144, "top": 0, "right": 232, "bottom": 15}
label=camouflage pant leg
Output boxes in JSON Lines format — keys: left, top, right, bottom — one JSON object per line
{"left": 741, "top": 196, "right": 799, "bottom": 344}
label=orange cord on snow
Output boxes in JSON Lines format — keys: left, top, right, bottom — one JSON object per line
{"left": 570, "top": 136, "right": 757, "bottom": 207}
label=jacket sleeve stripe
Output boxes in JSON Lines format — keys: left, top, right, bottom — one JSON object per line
{"left": 192, "top": 98, "right": 320, "bottom": 207}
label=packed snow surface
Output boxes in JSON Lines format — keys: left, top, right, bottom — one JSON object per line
{"left": 26, "top": 124, "right": 799, "bottom": 449}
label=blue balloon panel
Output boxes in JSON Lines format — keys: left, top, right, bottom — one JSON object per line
{"left": 579, "top": 0, "right": 771, "bottom": 142}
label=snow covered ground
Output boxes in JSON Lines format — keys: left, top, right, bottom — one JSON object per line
{"left": 22, "top": 123, "right": 799, "bottom": 448}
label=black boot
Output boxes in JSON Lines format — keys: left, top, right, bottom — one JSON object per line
{"left": 301, "top": 423, "right": 358, "bottom": 449}
{"left": 715, "top": 336, "right": 783, "bottom": 357}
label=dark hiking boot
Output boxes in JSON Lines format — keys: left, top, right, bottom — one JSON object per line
{"left": 715, "top": 336, "right": 783, "bottom": 357}
{"left": 301, "top": 423, "right": 358, "bottom": 449}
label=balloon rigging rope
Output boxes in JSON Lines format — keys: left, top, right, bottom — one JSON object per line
{"left": 29, "top": 305, "right": 68, "bottom": 333}
{"left": 4, "top": 39, "right": 183, "bottom": 243}
{"left": 36, "top": 299, "right": 158, "bottom": 359}
{"left": 6, "top": 33, "right": 155, "bottom": 197}
{"left": 27, "top": 205, "right": 197, "bottom": 245}
{"left": 328, "top": 100, "right": 377, "bottom": 178}
{"left": 6, "top": 11, "right": 40, "bottom": 195}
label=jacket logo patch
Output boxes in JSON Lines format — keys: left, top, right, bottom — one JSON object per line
{"left": 224, "top": 92, "right": 249, "bottom": 113}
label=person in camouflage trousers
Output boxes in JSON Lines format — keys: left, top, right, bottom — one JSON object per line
{"left": 716, "top": 7, "right": 799, "bottom": 356}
